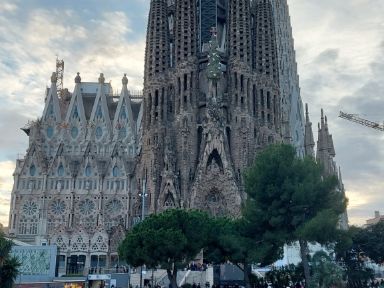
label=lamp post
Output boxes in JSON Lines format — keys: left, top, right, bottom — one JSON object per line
{"left": 139, "top": 176, "right": 148, "bottom": 288}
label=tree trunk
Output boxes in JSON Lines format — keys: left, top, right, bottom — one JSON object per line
{"left": 167, "top": 266, "right": 178, "bottom": 288}
{"left": 299, "top": 239, "right": 311, "bottom": 287}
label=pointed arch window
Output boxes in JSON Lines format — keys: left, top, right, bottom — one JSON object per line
{"left": 96, "top": 104, "right": 103, "bottom": 118}
{"left": 120, "top": 108, "right": 127, "bottom": 120}
{"left": 30, "top": 164, "right": 36, "bottom": 177}
{"left": 71, "top": 126, "right": 79, "bottom": 139}
{"left": 46, "top": 126, "right": 54, "bottom": 138}
{"left": 72, "top": 106, "right": 79, "bottom": 119}
{"left": 118, "top": 127, "right": 127, "bottom": 139}
{"left": 85, "top": 165, "right": 92, "bottom": 177}
{"left": 112, "top": 166, "right": 120, "bottom": 177}
{"left": 95, "top": 126, "right": 103, "bottom": 139}
{"left": 58, "top": 164, "right": 65, "bottom": 177}
{"left": 47, "top": 100, "right": 54, "bottom": 117}
{"left": 164, "top": 192, "right": 175, "bottom": 208}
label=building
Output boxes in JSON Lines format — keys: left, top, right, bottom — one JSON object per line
{"left": 366, "top": 211, "right": 384, "bottom": 227}
{"left": 7, "top": 0, "right": 344, "bottom": 276}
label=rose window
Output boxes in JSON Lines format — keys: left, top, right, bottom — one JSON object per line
{"left": 79, "top": 199, "right": 95, "bottom": 215}
{"left": 106, "top": 199, "right": 122, "bottom": 213}
{"left": 22, "top": 201, "right": 38, "bottom": 216}
{"left": 50, "top": 200, "right": 66, "bottom": 215}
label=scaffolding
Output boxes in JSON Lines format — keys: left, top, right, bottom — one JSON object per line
{"left": 56, "top": 58, "right": 64, "bottom": 99}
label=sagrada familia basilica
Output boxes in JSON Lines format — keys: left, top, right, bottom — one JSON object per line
{"left": 7, "top": 0, "right": 347, "bottom": 273}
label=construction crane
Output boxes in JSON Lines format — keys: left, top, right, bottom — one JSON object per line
{"left": 339, "top": 111, "right": 384, "bottom": 132}
{"left": 56, "top": 57, "right": 64, "bottom": 99}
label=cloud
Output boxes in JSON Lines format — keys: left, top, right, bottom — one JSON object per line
{"left": 288, "top": 0, "right": 384, "bottom": 225}
{"left": 0, "top": 161, "right": 15, "bottom": 226}
{"left": 0, "top": 1, "right": 18, "bottom": 14}
{"left": 0, "top": 0, "right": 383, "bottom": 227}
{"left": 0, "top": 2, "right": 147, "bottom": 224}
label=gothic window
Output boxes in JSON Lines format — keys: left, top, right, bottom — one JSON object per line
{"left": 47, "top": 101, "right": 54, "bottom": 117}
{"left": 29, "top": 164, "right": 36, "bottom": 176}
{"left": 18, "top": 218, "right": 28, "bottom": 234}
{"left": 79, "top": 199, "right": 95, "bottom": 216}
{"left": 85, "top": 165, "right": 92, "bottom": 177}
{"left": 72, "top": 106, "right": 79, "bottom": 119}
{"left": 18, "top": 216, "right": 38, "bottom": 235}
{"left": 22, "top": 201, "right": 38, "bottom": 216}
{"left": 95, "top": 126, "right": 103, "bottom": 139}
{"left": 51, "top": 199, "right": 66, "bottom": 215}
{"left": 58, "top": 164, "right": 65, "bottom": 177}
{"left": 164, "top": 192, "right": 175, "bottom": 208}
{"left": 46, "top": 126, "right": 54, "bottom": 138}
{"left": 205, "top": 188, "right": 226, "bottom": 217}
{"left": 118, "top": 127, "right": 127, "bottom": 139}
{"left": 106, "top": 199, "right": 123, "bottom": 213}
{"left": 120, "top": 106, "right": 127, "bottom": 119}
{"left": 112, "top": 166, "right": 120, "bottom": 177}
{"left": 71, "top": 126, "right": 79, "bottom": 139}
{"left": 96, "top": 104, "right": 103, "bottom": 118}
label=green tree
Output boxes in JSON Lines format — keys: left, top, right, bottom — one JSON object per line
{"left": 309, "top": 251, "right": 344, "bottom": 288}
{"left": 119, "top": 209, "right": 211, "bottom": 288}
{"left": 204, "top": 217, "right": 283, "bottom": 288}
{"left": 353, "top": 222, "right": 384, "bottom": 264}
{"left": 0, "top": 232, "right": 20, "bottom": 288}
{"left": 243, "top": 144, "right": 347, "bottom": 285}
{"left": 334, "top": 226, "right": 375, "bottom": 288}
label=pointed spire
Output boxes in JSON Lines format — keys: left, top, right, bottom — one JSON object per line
{"left": 113, "top": 74, "right": 136, "bottom": 142}
{"left": 321, "top": 108, "right": 325, "bottom": 127}
{"left": 229, "top": 0, "right": 252, "bottom": 66}
{"left": 174, "top": 0, "right": 197, "bottom": 65}
{"left": 66, "top": 72, "right": 86, "bottom": 124}
{"left": 42, "top": 72, "right": 62, "bottom": 122}
{"left": 144, "top": 0, "right": 170, "bottom": 81}
{"left": 90, "top": 73, "right": 112, "bottom": 135}
{"left": 304, "top": 103, "right": 315, "bottom": 157}
{"left": 252, "top": 0, "right": 278, "bottom": 80}
{"left": 316, "top": 108, "right": 337, "bottom": 175}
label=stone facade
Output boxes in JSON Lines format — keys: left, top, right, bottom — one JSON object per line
{"left": 8, "top": 0, "right": 346, "bottom": 275}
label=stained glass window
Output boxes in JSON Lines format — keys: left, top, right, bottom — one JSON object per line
{"left": 58, "top": 164, "right": 64, "bottom": 177}
{"left": 30, "top": 164, "right": 36, "bottom": 176}
{"left": 46, "top": 126, "right": 54, "bottom": 138}
{"left": 71, "top": 126, "right": 79, "bottom": 139}
{"left": 96, "top": 126, "right": 103, "bottom": 139}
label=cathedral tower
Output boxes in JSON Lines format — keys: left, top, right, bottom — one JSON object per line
{"left": 138, "top": 0, "right": 289, "bottom": 216}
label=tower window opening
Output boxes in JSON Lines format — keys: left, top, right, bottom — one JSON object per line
{"left": 260, "top": 89, "right": 264, "bottom": 107}
{"left": 178, "top": 77, "right": 181, "bottom": 94}
{"left": 184, "top": 74, "right": 187, "bottom": 91}
{"left": 155, "top": 90, "right": 159, "bottom": 107}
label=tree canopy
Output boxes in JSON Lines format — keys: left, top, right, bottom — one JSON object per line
{"left": 243, "top": 144, "right": 347, "bottom": 284}
{"left": 352, "top": 221, "right": 384, "bottom": 264}
{"left": 119, "top": 209, "right": 211, "bottom": 288}
{"left": 0, "top": 232, "right": 20, "bottom": 288}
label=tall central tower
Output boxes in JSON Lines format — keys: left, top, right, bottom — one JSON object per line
{"left": 137, "top": 0, "right": 302, "bottom": 217}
